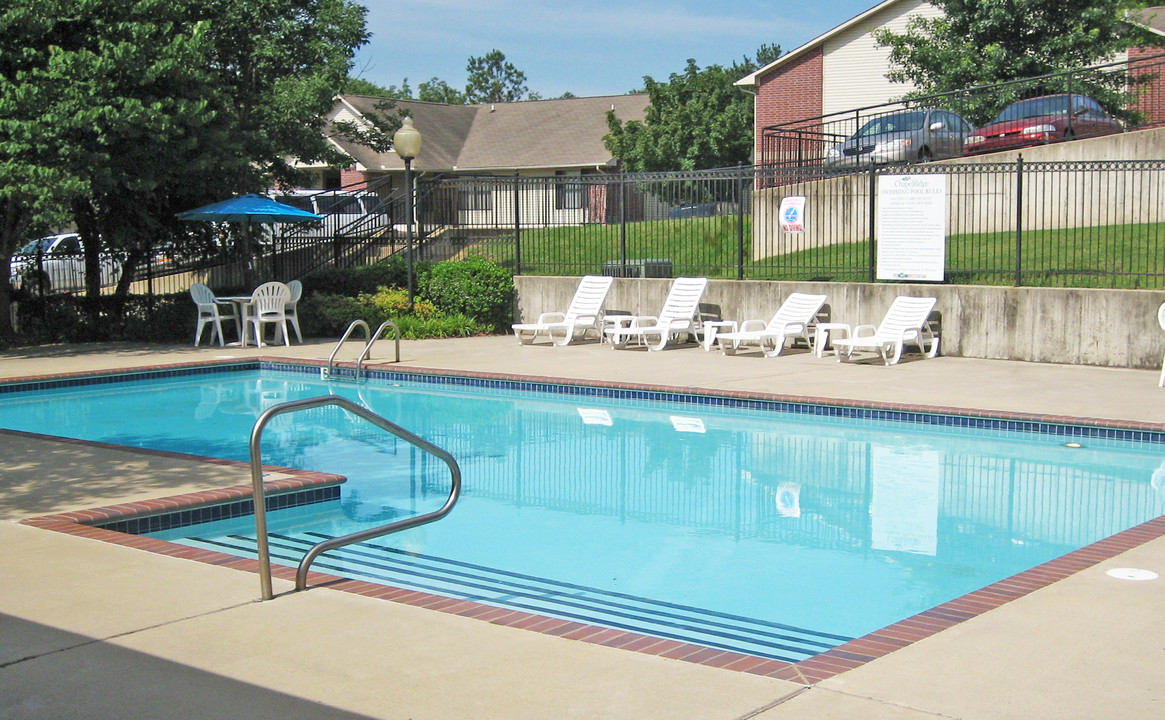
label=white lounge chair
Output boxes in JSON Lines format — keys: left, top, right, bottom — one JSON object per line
{"left": 715, "top": 292, "right": 828, "bottom": 357}
{"left": 190, "top": 283, "right": 240, "bottom": 347}
{"left": 604, "top": 277, "right": 708, "bottom": 351}
{"left": 833, "top": 296, "right": 939, "bottom": 365}
{"left": 1157, "top": 301, "right": 1165, "bottom": 387}
{"left": 512, "top": 275, "right": 614, "bottom": 346}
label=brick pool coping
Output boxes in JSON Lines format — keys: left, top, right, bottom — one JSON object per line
{"left": 13, "top": 357, "right": 1165, "bottom": 685}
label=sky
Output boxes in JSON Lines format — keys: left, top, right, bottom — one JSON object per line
{"left": 351, "top": 1, "right": 881, "bottom": 99}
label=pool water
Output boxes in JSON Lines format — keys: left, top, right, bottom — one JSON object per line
{"left": 3, "top": 367, "right": 1163, "bottom": 662}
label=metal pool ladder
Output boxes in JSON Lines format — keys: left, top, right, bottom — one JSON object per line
{"left": 322, "top": 319, "right": 400, "bottom": 381}
{"left": 249, "top": 395, "right": 462, "bottom": 600}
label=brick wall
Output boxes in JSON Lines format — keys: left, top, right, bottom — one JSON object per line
{"left": 1128, "top": 47, "right": 1165, "bottom": 127}
{"left": 754, "top": 48, "right": 825, "bottom": 160}
{"left": 339, "top": 167, "right": 369, "bottom": 190}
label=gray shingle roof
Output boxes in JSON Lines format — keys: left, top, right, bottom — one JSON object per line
{"left": 1135, "top": 6, "right": 1165, "bottom": 34}
{"left": 326, "top": 94, "right": 649, "bottom": 173}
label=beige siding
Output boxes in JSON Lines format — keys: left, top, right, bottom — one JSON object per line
{"left": 330, "top": 107, "right": 362, "bottom": 125}
{"left": 821, "top": 0, "right": 942, "bottom": 116}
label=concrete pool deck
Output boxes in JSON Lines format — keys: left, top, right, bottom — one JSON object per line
{"left": 1, "top": 336, "right": 1164, "bottom": 719}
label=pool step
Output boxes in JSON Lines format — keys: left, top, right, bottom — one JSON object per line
{"left": 182, "top": 531, "right": 852, "bottom": 663}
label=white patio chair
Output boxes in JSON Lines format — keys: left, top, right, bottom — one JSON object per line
{"left": 1157, "top": 301, "right": 1165, "bottom": 387}
{"left": 190, "top": 283, "right": 240, "bottom": 347}
{"left": 246, "top": 281, "right": 292, "bottom": 347}
{"left": 715, "top": 292, "right": 828, "bottom": 357}
{"left": 604, "top": 277, "right": 708, "bottom": 351}
{"left": 512, "top": 275, "right": 614, "bottom": 346}
{"left": 833, "top": 296, "right": 940, "bottom": 365}
{"left": 285, "top": 279, "right": 303, "bottom": 343}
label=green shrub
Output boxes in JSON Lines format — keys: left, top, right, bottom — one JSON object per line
{"left": 390, "top": 313, "right": 486, "bottom": 339}
{"left": 299, "top": 290, "right": 487, "bottom": 340}
{"left": 299, "top": 292, "right": 371, "bottom": 337}
{"left": 417, "top": 256, "right": 514, "bottom": 332}
{"left": 359, "top": 287, "right": 440, "bottom": 320}
{"left": 4, "top": 255, "right": 513, "bottom": 346}
{"left": 13, "top": 294, "right": 191, "bottom": 345}
{"left": 302, "top": 255, "right": 434, "bottom": 296}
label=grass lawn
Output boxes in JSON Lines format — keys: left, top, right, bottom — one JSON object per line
{"left": 465, "top": 218, "right": 1165, "bottom": 289}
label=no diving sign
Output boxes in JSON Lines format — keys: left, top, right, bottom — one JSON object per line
{"left": 779, "top": 196, "right": 805, "bottom": 232}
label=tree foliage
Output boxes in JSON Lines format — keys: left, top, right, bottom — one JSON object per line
{"left": 0, "top": 0, "right": 369, "bottom": 335}
{"left": 604, "top": 46, "right": 780, "bottom": 172}
{"left": 874, "top": 1, "right": 1162, "bottom": 123}
{"left": 418, "top": 77, "right": 467, "bottom": 104}
{"left": 0, "top": 0, "right": 225, "bottom": 331}
{"left": 464, "top": 49, "right": 530, "bottom": 103}
{"left": 347, "top": 50, "right": 545, "bottom": 106}
{"left": 345, "top": 75, "right": 412, "bottom": 99}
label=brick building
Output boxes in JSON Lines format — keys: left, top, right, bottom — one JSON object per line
{"left": 737, "top": 1, "right": 1165, "bottom": 165}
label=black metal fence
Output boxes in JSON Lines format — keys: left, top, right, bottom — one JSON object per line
{"left": 11, "top": 177, "right": 408, "bottom": 299}
{"left": 15, "top": 157, "right": 1165, "bottom": 299}
{"left": 760, "top": 52, "right": 1165, "bottom": 174}
{"left": 410, "top": 160, "right": 1165, "bottom": 289}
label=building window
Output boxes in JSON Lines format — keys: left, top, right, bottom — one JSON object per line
{"left": 555, "top": 172, "right": 584, "bottom": 210}
{"left": 458, "top": 184, "right": 492, "bottom": 211}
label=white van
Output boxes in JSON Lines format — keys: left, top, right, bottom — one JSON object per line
{"left": 10, "top": 233, "right": 122, "bottom": 295}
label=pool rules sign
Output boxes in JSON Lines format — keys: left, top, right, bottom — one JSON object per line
{"left": 875, "top": 174, "right": 947, "bottom": 282}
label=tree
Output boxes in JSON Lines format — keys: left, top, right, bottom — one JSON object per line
{"left": 418, "top": 77, "right": 467, "bottom": 104}
{"left": 0, "top": 0, "right": 370, "bottom": 335}
{"left": 0, "top": 0, "right": 226, "bottom": 332}
{"left": 329, "top": 97, "right": 406, "bottom": 154}
{"left": 874, "top": 1, "right": 1162, "bottom": 123}
{"left": 345, "top": 75, "right": 412, "bottom": 98}
{"left": 198, "top": 0, "right": 368, "bottom": 190}
{"left": 755, "top": 43, "right": 783, "bottom": 67}
{"left": 604, "top": 45, "right": 780, "bottom": 172}
{"left": 464, "top": 50, "right": 530, "bottom": 103}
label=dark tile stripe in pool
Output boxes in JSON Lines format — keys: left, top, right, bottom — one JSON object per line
{"left": 181, "top": 529, "right": 851, "bottom": 664}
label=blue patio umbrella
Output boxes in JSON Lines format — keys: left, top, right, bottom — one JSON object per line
{"left": 176, "top": 194, "right": 323, "bottom": 223}
{"left": 177, "top": 194, "right": 323, "bottom": 286}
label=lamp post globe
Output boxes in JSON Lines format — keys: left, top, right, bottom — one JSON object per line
{"left": 392, "top": 117, "right": 422, "bottom": 160}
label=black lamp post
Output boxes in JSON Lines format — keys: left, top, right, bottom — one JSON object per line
{"left": 393, "top": 117, "right": 422, "bottom": 306}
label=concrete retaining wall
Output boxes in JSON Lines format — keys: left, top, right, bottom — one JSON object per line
{"left": 513, "top": 275, "right": 1165, "bottom": 369}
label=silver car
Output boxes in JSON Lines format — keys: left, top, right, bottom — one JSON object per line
{"left": 825, "top": 108, "right": 973, "bottom": 168}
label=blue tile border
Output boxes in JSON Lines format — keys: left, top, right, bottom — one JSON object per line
{"left": 269, "top": 362, "right": 1165, "bottom": 446}
{"left": 96, "top": 484, "right": 340, "bottom": 535}
{"left": 3, "top": 358, "right": 1163, "bottom": 447}
{"left": 0, "top": 361, "right": 259, "bottom": 396}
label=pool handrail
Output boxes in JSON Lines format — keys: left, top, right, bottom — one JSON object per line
{"left": 324, "top": 319, "right": 400, "bottom": 381}
{"left": 355, "top": 321, "right": 400, "bottom": 380}
{"left": 324, "top": 320, "right": 370, "bottom": 380}
{"left": 249, "top": 394, "right": 462, "bottom": 600}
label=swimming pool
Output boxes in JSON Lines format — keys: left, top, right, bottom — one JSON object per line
{"left": 4, "top": 363, "right": 1164, "bottom": 663}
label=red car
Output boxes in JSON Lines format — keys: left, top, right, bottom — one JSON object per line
{"left": 963, "top": 93, "right": 1123, "bottom": 155}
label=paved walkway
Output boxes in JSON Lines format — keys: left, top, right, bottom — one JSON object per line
{"left": 1, "top": 336, "right": 1164, "bottom": 719}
